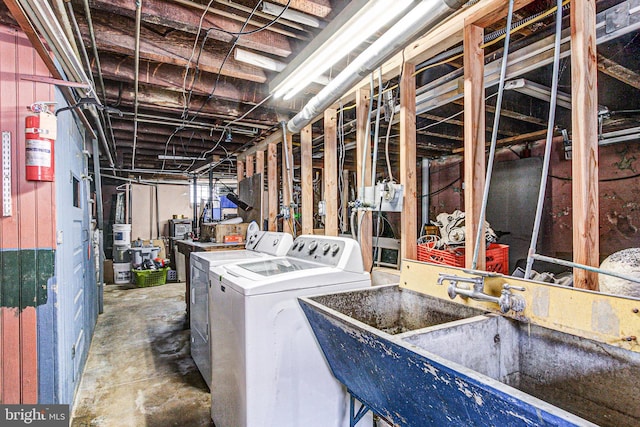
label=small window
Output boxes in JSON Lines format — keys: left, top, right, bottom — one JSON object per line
{"left": 73, "top": 176, "right": 80, "bottom": 208}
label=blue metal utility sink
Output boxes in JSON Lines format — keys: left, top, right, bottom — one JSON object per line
{"left": 299, "top": 284, "right": 640, "bottom": 427}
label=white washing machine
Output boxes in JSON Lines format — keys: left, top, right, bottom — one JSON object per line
{"left": 209, "top": 235, "right": 371, "bottom": 427}
{"left": 190, "top": 225, "right": 293, "bottom": 388}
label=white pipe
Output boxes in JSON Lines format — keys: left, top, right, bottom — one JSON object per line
{"left": 132, "top": 0, "right": 143, "bottom": 169}
{"left": 287, "top": 0, "right": 467, "bottom": 134}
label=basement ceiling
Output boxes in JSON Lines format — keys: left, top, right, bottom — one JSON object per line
{"left": 1, "top": 0, "right": 640, "bottom": 178}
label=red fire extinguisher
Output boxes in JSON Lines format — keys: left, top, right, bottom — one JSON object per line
{"left": 25, "top": 111, "right": 55, "bottom": 181}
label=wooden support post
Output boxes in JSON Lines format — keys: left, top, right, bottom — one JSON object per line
{"left": 341, "top": 170, "right": 349, "bottom": 234}
{"left": 356, "top": 87, "right": 373, "bottom": 271}
{"left": 255, "top": 151, "right": 264, "bottom": 176}
{"left": 237, "top": 160, "right": 244, "bottom": 183}
{"left": 463, "top": 23, "right": 486, "bottom": 270}
{"left": 246, "top": 154, "right": 254, "bottom": 177}
{"left": 268, "top": 142, "right": 278, "bottom": 231}
{"left": 400, "top": 62, "right": 417, "bottom": 261}
{"left": 282, "top": 132, "right": 294, "bottom": 234}
{"left": 301, "top": 124, "right": 314, "bottom": 235}
{"left": 324, "top": 108, "right": 338, "bottom": 236}
{"left": 571, "top": 0, "right": 599, "bottom": 290}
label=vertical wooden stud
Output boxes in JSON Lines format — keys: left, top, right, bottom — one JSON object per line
{"left": 400, "top": 62, "right": 417, "bottom": 261}
{"left": 237, "top": 159, "right": 244, "bottom": 183}
{"left": 245, "top": 154, "right": 254, "bottom": 177}
{"left": 268, "top": 143, "right": 278, "bottom": 231}
{"left": 301, "top": 125, "right": 313, "bottom": 235}
{"left": 324, "top": 108, "right": 338, "bottom": 236}
{"left": 356, "top": 87, "right": 373, "bottom": 271}
{"left": 341, "top": 170, "right": 349, "bottom": 234}
{"left": 571, "top": 0, "right": 599, "bottom": 290}
{"left": 463, "top": 24, "right": 486, "bottom": 270}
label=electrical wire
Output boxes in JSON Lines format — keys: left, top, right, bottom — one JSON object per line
{"left": 550, "top": 172, "right": 640, "bottom": 182}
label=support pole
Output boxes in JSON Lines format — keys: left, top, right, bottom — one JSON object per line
{"left": 571, "top": 0, "right": 599, "bottom": 290}
{"left": 324, "top": 108, "right": 338, "bottom": 236}
{"left": 400, "top": 62, "right": 417, "bottom": 261}
{"left": 301, "top": 124, "right": 313, "bottom": 234}
{"left": 463, "top": 23, "right": 486, "bottom": 270}
{"left": 282, "top": 132, "right": 294, "bottom": 234}
{"left": 256, "top": 150, "right": 265, "bottom": 228}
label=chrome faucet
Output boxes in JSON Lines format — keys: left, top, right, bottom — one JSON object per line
{"left": 437, "top": 273, "right": 526, "bottom": 314}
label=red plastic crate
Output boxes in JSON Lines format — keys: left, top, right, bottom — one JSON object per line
{"left": 417, "top": 242, "right": 509, "bottom": 274}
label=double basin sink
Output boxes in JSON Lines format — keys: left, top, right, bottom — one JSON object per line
{"left": 299, "top": 284, "right": 640, "bottom": 427}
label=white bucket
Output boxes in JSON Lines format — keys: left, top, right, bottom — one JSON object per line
{"left": 113, "top": 262, "right": 131, "bottom": 284}
{"left": 113, "top": 224, "right": 132, "bottom": 245}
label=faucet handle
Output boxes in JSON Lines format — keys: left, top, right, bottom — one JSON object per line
{"left": 503, "top": 284, "right": 525, "bottom": 292}
{"left": 498, "top": 284, "right": 527, "bottom": 314}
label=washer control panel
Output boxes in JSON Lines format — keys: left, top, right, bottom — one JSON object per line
{"left": 288, "top": 236, "right": 348, "bottom": 266}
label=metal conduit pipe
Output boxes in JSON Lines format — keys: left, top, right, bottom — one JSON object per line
{"left": 82, "top": 0, "right": 118, "bottom": 162}
{"left": 17, "top": 0, "right": 115, "bottom": 168}
{"left": 287, "top": 0, "right": 467, "bottom": 134}
{"left": 132, "top": 0, "right": 143, "bottom": 169}
{"left": 91, "top": 135, "right": 105, "bottom": 313}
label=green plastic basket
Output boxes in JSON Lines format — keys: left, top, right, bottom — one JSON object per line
{"left": 132, "top": 267, "right": 169, "bottom": 287}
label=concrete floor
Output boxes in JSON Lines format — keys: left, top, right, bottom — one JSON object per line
{"left": 71, "top": 282, "right": 212, "bottom": 427}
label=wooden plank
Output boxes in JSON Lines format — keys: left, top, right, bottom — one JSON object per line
{"left": 237, "top": 160, "right": 244, "bottom": 182}
{"left": 245, "top": 154, "right": 254, "bottom": 177}
{"left": 255, "top": 151, "right": 264, "bottom": 175}
{"left": 400, "top": 63, "right": 417, "bottom": 261}
{"left": 270, "top": 0, "right": 332, "bottom": 18}
{"left": 282, "top": 133, "right": 294, "bottom": 234}
{"left": 356, "top": 87, "right": 373, "bottom": 271}
{"left": 238, "top": 129, "right": 283, "bottom": 161}
{"left": 301, "top": 125, "right": 313, "bottom": 235}
{"left": 267, "top": 143, "right": 278, "bottom": 231}
{"left": 463, "top": 24, "right": 486, "bottom": 270}
{"left": 597, "top": 53, "right": 640, "bottom": 90}
{"left": 571, "top": 0, "right": 599, "bottom": 290}
{"left": 323, "top": 108, "right": 338, "bottom": 236}
{"left": 452, "top": 129, "right": 552, "bottom": 154}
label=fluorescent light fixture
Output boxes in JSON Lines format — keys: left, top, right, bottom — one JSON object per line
{"left": 504, "top": 78, "right": 572, "bottom": 109}
{"left": 158, "top": 155, "right": 206, "bottom": 161}
{"left": 234, "top": 49, "right": 331, "bottom": 85}
{"left": 262, "top": 1, "right": 321, "bottom": 28}
{"left": 271, "top": 0, "right": 414, "bottom": 101}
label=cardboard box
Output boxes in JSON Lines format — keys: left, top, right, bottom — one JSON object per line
{"left": 104, "top": 259, "right": 114, "bottom": 284}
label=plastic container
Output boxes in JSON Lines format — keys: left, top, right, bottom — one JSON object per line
{"left": 113, "top": 262, "right": 132, "bottom": 284}
{"left": 132, "top": 267, "right": 169, "bottom": 287}
{"left": 130, "top": 246, "right": 161, "bottom": 265}
{"left": 112, "top": 244, "right": 131, "bottom": 263}
{"left": 417, "top": 242, "right": 509, "bottom": 274}
{"left": 113, "top": 224, "right": 131, "bottom": 246}
{"left": 167, "top": 269, "right": 178, "bottom": 282}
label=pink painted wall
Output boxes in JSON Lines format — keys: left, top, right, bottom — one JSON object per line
{"left": 0, "top": 25, "right": 56, "bottom": 404}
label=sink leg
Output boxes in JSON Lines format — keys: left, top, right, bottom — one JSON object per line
{"left": 349, "top": 392, "right": 372, "bottom": 427}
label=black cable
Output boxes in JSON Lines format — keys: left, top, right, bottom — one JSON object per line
{"left": 205, "top": 0, "right": 293, "bottom": 36}
{"left": 550, "top": 172, "right": 640, "bottom": 182}
{"left": 423, "top": 177, "right": 461, "bottom": 198}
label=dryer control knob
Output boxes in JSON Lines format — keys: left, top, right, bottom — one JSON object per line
{"left": 298, "top": 241, "right": 305, "bottom": 250}
{"left": 292, "top": 241, "right": 298, "bottom": 250}
{"left": 331, "top": 244, "right": 340, "bottom": 255}
{"left": 322, "top": 244, "right": 331, "bottom": 254}
{"left": 308, "top": 240, "right": 318, "bottom": 253}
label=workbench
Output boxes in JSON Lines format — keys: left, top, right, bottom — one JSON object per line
{"left": 175, "top": 239, "right": 244, "bottom": 325}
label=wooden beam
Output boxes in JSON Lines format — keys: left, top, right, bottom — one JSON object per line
{"left": 99, "top": 56, "right": 266, "bottom": 104}
{"left": 301, "top": 125, "right": 314, "bottom": 235}
{"left": 571, "top": 0, "right": 599, "bottom": 290}
{"left": 452, "top": 129, "right": 552, "bottom": 154}
{"left": 463, "top": 24, "right": 486, "bottom": 270}
{"left": 270, "top": 0, "right": 332, "bottom": 18}
{"left": 268, "top": 142, "right": 278, "bottom": 231}
{"left": 245, "top": 154, "right": 254, "bottom": 177}
{"left": 88, "top": 0, "right": 295, "bottom": 54}
{"left": 237, "top": 160, "right": 244, "bottom": 182}
{"left": 282, "top": 133, "right": 294, "bottom": 234}
{"left": 323, "top": 108, "right": 338, "bottom": 236}
{"left": 400, "top": 62, "right": 417, "bottom": 261}
{"left": 80, "top": 15, "right": 266, "bottom": 83}
{"left": 356, "top": 87, "right": 373, "bottom": 271}
{"left": 238, "top": 129, "right": 283, "bottom": 161}
{"left": 597, "top": 53, "right": 640, "bottom": 90}
{"left": 255, "top": 150, "right": 265, "bottom": 228}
